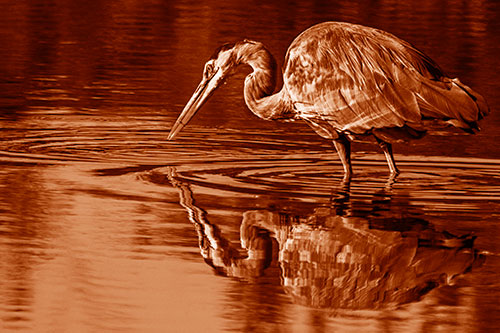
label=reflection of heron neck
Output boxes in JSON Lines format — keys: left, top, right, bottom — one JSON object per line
{"left": 235, "top": 42, "right": 293, "bottom": 120}
{"left": 168, "top": 170, "right": 272, "bottom": 279}
{"left": 175, "top": 181, "right": 224, "bottom": 257}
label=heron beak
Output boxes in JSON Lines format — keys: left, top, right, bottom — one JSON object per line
{"left": 167, "top": 70, "right": 223, "bottom": 140}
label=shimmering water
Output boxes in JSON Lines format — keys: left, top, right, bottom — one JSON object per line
{"left": 1, "top": 0, "right": 500, "bottom": 332}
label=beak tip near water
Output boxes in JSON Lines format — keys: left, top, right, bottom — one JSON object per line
{"left": 167, "top": 121, "right": 183, "bottom": 141}
{"left": 166, "top": 106, "right": 191, "bottom": 141}
{"left": 167, "top": 70, "right": 223, "bottom": 142}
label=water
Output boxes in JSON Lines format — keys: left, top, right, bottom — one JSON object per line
{"left": 1, "top": 0, "right": 500, "bottom": 331}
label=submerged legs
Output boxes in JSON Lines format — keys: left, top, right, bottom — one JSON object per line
{"left": 333, "top": 135, "right": 400, "bottom": 177}
{"left": 333, "top": 135, "right": 352, "bottom": 179}
{"left": 375, "top": 137, "right": 399, "bottom": 175}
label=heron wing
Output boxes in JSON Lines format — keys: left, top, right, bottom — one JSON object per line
{"left": 283, "top": 22, "right": 487, "bottom": 140}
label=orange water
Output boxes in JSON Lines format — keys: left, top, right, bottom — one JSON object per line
{"left": 1, "top": 1, "right": 499, "bottom": 332}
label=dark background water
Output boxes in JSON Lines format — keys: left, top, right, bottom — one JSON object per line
{"left": 1, "top": 0, "right": 499, "bottom": 332}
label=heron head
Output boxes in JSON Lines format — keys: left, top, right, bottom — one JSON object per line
{"left": 167, "top": 43, "right": 239, "bottom": 140}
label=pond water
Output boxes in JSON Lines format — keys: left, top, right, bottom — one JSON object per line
{"left": 1, "top": 0, "right": 500, "bottom": 332}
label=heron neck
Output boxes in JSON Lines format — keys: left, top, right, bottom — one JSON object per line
{"left": 236, "top": 42, "right": 292, "bottom": 120}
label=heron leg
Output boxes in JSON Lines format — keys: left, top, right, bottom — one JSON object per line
{"left": 333, "top": 136, "right": 352, "bottom": 179}
{"left": 375, "top": 138, "right": 399, "bottom": 175}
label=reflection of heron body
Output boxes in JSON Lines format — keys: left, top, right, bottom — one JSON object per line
{"left": 163, "top": 167, "right": 483, "bottom": 310}
{"left": 242, "top": 210, "right": 480, "bottom": 309}
{"left": 168, "top": 22, "right": 489, "bottom": 177}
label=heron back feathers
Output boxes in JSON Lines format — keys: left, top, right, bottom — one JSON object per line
{"left": 284, "top": 22, "right": 489, "bottom": 141}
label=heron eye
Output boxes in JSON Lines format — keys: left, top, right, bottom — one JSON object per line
{"left": 205, "top": 63, "right": 214, "bottom": 78}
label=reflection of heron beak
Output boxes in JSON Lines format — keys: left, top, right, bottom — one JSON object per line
{"left": 167, "top": 70, "right": 223, "bottom": 140}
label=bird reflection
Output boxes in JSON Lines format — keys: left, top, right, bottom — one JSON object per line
{"left": 166, "top": 167, "right": 483, "bottom": 310}
{"left": 168, "top": 168, "right": 273, "bottom": 279}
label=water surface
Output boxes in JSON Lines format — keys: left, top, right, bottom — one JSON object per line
{"left": 1, "top": 0, "right": 500, "bottom": 332}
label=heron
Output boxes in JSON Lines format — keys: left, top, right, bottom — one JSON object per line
{"left": 168, "top": 22, "right": 489, "bottom": 178}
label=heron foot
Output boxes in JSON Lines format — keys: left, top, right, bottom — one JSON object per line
{"left": 384, "top": 170, "right": 400, "bottom": 191}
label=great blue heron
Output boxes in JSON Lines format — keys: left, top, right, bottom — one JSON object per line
{"left": 168, "top": 22, "right": 489, "bottom": 178}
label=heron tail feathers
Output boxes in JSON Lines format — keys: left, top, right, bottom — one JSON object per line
{"left": 416, "top": 78, "right": 489, "bottom": 132}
